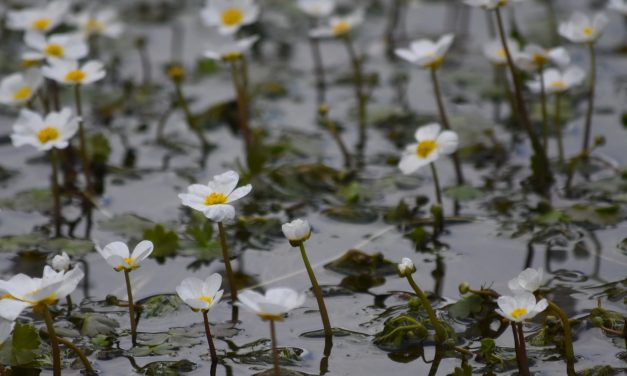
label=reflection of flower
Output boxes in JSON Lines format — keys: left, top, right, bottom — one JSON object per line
{"left": 0, "top": 265, "right": 84, "bottom": 321}
{"left": 42, "top": 59, "right": 106, "bottom": 85}
{"left": 51, "top": 252, "right": 71, "bottom": 272}
{"left": 310, "top": 9, "right": 364, "bottom": 38}
{"left": 201, "top": 0, "right": 260, "bottom": 35}
{"left": 178, "top": 170, "right": 252, "bottom": 222}
{"left": 399, "top": 123, "right": 459, "bottom": 174}
{"left": 23, "top": 32, "right": 88, "bottom": 62}
{"left": 237, "top": 288, "right": 305, "bottom": 320}
{"left": 483, "top": 38, "right": 520, "bottom": 65}
{"left": 204, "top": 35, "right": 259, "bottom": 61}
{"left": 7, "top": 0, "right": 70, "bottom": 33}
{"left": 0, "top": 69, "right": 43, "bottom": 106}
{"left": 395, "top": 34, "right": 454, "bottom": 70}
{"left": 496, "top": 292, "right": 548, "bottom": 322}
{"left": 515, "top": 44, "right": 570, "bottom": 72}
{"left": 298, "top": 0, "right": 336, "bottom": 18}
{"left": 559, "top": 12, "right": 609, "bottom": 44}
{"left": 11, "top": 108, "right": 78, "bottom": 151}
{"left": 176, "top": 274, "right": 223, "bottom": 312}
{"left": 398, "top": 258, "right": 416, "bottom": 277}
{"left": 97, "top": 241, "right": 154, "bottom": 271}
{"left": 507, "top": 268, "right": 544, "bottom": 294}
{"left": 527, "top": 67, "right": 585, "bottom": 94}
{"left": 282, "top": 218, "right": 311, "bottom": 245}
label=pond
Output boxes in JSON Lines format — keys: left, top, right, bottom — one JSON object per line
{"left": 0, "top": 0, "right": 625, "bottom": 375}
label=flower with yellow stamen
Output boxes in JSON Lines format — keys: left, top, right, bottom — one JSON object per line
{"left": 514, "top": 44, "right": 570, "bottom": 72}
{"left": 395, "top": 34, "right": 455, "bottom": 70}
{"left": 97, "top": 241, "right": 154, "bottom": 272}
{"left": 201, "top": 0, "right": 260, "bottom": 35}
{"left": 0, "top": 69, "right": 43, "bottom": 106}
{"left": 6, "top": 0, "right": 70, "bottom": 33}
{"left": 309, "top": 9, "right": 364, "bottom": 38}
{"left": 178, "top": 170, "right": 252, "bottom": 222}
{"left": 42, "top": 58, "right": 106, "bottom": 85}
{"left": 71, "top": 8, "right": 124, "bottom": 39}
{"left": 176, "top": 274, "right": 223, "bottom": 312}
{"left": 204, "top": 35, "right": 259, "bottom": 62}
{"left": 399, "top": 123, "right": 459, "bottom": 175}
{"left": 559, "top": 12, "right": 608, "bottom": 44}
{"left": 11, "top": 108, "right": 78, "bottom": 152}
{"left": 483, "top": 38, "right": 520, "bottom": 65}
{"left": 496, "top": 292, "right": 548, "bottom": 322}
{"left": 22, "top": 31, "right": 89, "bottom": 63}
{"left": 527, "top": 66, "right": 585, "bottom": 94}
{"left": 237, "top": 288, "right": 305, "bottom": 321}
{"left": 298, "top": 0, "right": 336, "bottom": 18}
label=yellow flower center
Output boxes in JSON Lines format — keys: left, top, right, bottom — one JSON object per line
{"left": 332, "top": 21, "right": 351, "bottom": 35}
{"left": 416, "top": 140, "right": 438, "bottom": 158}
{"left": 510, "top": 307, "right": 528, "bottom": 319}
{"left": 550, "top": 80, "right": 566, "bottom": 90}
{"left": 532, "top": 53, "right": 548, "bottom": 65}
{"left": 13, "top": 86, "right": 32, "bottom": 101}
{"left": 64, "top": 69, "right": 86, "bottom": 83}
{"left": 22, "top": 59, "right": 40, "bottom": 68}
{"left": 86, "top": 18, "right": 105, "bottom": 33}
{"left": 167, "top": 65, "right": 185, "bottom": 80}
{"left": 205, "top": 192, "right": 228, "bottom": 205}
{"left": 45, "top": 43, "right": 64, "bottom": 57}
{"left": 199, "top": 296, "right": 213, "bottom": 305}
{"left": 32, "top": 18, "right": 51, "bottom": 30}
{"left": 582, "top": 27, "right": 594, "bottom": 36}
{"left": 496, "top": 49, "right": 506, "bottom": 59}
{"left": 37, "top": 127, "right": 60, "bottom": 144}
{"left": 223, "top": 52, "right": 243, "bottom": 61}
{"left": 222, "top": 8, "right": 244, "bottom": 26}
{"left": 124, "top": 257, "right": 134, "bottom": 266}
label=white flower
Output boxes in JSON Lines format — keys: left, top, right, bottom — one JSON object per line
{"left": 515, "top": 44, "right": 570, "bottom": 71}
{"left": 51, "top": 252, "right": 71, "bottom": 272}
{"left": 97, "top": 240, "right": 154, "bottom": 272}
{"left": 496, "top": 292, "right": 548, "bottom": 322}
{"left": 398, "top": 123, "right": 459, "bottom": 175}
{"left": 483, "top": 38, "right": 520, "bottom": 65}
{"left": 310, "top": 9, "right": 364, "bottom": 38}
{"left": 42, "top": 59, "right": 106, "bottom": 85}
{"left": 0, "top": 318, "right": 14, "bottom": 346}
{"left": 176, "top": 274, "right": 223, "bottom": 312}
{"left": 282, "top": 219, "right": 311, "bottom": 245}
{"left": 609, "top": 0, "right": 627, "bottom": 15}
{"left": 507, "top": 267, "right": 544, "bottom": 294}
{"left": 237, "top": 288, "right": 305, "bottom": 320}
{"left": 395, "top": 34, "right": 454, "bottom": 70}
{"left": 527, "top": 67, "right": 585, "bottom": 94}
{"left": 201, "top": 0, "right": 260, "bottom": 35}
{"left": 463, "top": 0, "right": 525, "bottom": 10}
{"left": 559, "top": 12, "right": 609, "bottom": 44}
{"left": 178, "top": 170, "right": 252, "bottom": 222}
{"left": 11, "top": 108, "right": 78, "bottom": 151}
{"left": 7, "top": 0, "right": 70, "bottom": 33}
{"left": 0, "top": 265, "right": 84, "bottom": 321}
{"left": 298, "top": 0, "right": 336, "bottom": 18}
{"left": 70, "top": 8, "right": 124, "bottom": 39}
{"left": 0, "top": 69, "right": 43, "bottom": 106}
{"left": 23, "top": 32, "right": 89, "bottom": 62}
{"left": 204, "top": 35, "right": 259, "bottom": 61}
{"left": 398, "top": 257, "right": 416, "bottom": 277}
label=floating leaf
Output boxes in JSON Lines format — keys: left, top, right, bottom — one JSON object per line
{"left": 139, "top": 294, "right": 183, "bottom": 319}
{"left": 0, "top": 188, "right": 53, "bottom": 213}
{"left": 144, "top": 225, "right": 179, "bottom": 260}
{"left": 0, "top": 233, "right": 93, "bottom": 255}
{"left": 322, "top": 205, "right": 378, "bottom": 224}
{"left": 139, "top": 359, "right": 197, "bottom": 375}
{"left": 99, "top": 214, "right": 156, "bottom": 238}
{"left": 70, "top": 312, "right": 120, "bottom": 337}
{"left": 444, "top": 185, "right": 484, "bottom": 202}
{"left": 0, "top": 322, "right": 41, "bottom": 366}
{"left": 325, "top": 250, "right": 396, "bottom": 277}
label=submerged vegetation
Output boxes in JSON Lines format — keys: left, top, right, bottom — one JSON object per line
{"left": 0, "top": 0, "right": 626, "bottom": 375}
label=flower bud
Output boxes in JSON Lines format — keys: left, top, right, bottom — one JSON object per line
{"left": 398, "top": 257, "right": 416, "bottom": 277}
{"left": 51, "top": 252, "right": 70, "bottom": 272}
{"left": 282, "top": 219, "right": 312, "bottom": 246}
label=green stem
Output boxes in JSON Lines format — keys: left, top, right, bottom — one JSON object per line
{"left": 581, "top": 43, "right": 596, "bottom": 155}
{"left": 547, "top": 300, "right": 576, "bottom": 375}
{"left": 554, "top": 93, "right": 564, "bottom": 163}
{"left": 430, "top": 67, "right": 464, "bottom": 185}
{"left": 55, "top": 336, "right": 94, "bottom": 374}
{"left": 429, "top": 163, "right": 443, "bottom": 208}
{"left": 41, "top": 305, "right": 61, "bottom": 376}
{"left": 516, "top": 323, "right": 531, "bottom": 376}
{"left": 65, "top": 295, "right": 73, "bottom": 314}
{"left": 430, "top": 162, "right": 445, "bottom": 235}
{"left": 269, "top": 319, "right": 281, "bottom": 376}
{"left": 494, "top": 7, "right": 551, "bottom": 196}
{"left": 73, "top": 84, "right": 94, "bottom": 195}
{"left": 539, "top": 67, "right": 549, "bottom": 152}
{"left": 123, "top": 269, "right": 137, "bottom": 346}
{"left": 218, "top": 221, "right": 238, "bottom": 322}
{"left": 320, "top": 109, "right": 352, "bottom": 168}
{"left": 405, "top": 274, "right": 446, "bottom": 343}
{"left": 343, "top": 35, "right": 367, "bottom": 155}
{"left": 511, "top": 322, "right": 525, "bottom": 374}
{"left": 50, "top": 149, "right": 62, "bottom": 238}
{"left": 308, "top": 18, "right": 327, "bottom": 106}
{"left": 173, "top": 80, "right": 209, "bottom": 149}
{"left": 229, "top": 59, "right": 252, "bottom": 149}
{"left": 298, "top": 243, "right": 333, "bottom": 338}
{"left": 202, "top": 310, "right": 218, "bottom": 363}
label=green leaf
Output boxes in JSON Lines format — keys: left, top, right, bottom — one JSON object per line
{"left": 325, "top": 249, "right": 397, "bottom": 277}
{"left": 70, "top": 312, "right": 120, "bottom": 337}
{"left": 144, "top": 225, "right": 179, "bottom": 260}
{"left": 322, "top": 205, "right": 378, "bottom": 224}
{"left": 7, "top": 322, "right": 40, "bottom": 366}
{"left": 139, "top": 294, "right": 183, "bottom": 319}
{"left": 444, "top": 185, "right": 484, "bottom": 202}
{"left": 99, "top": 214, "right": 156, "bottom": 238}
{"left": 0, "top": 188, "right": 53, "bottom": 213}
{"left": 0, "top": 233, "right": 93, "bottom": 255}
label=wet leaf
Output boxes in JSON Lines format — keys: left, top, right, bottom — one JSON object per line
{"left": 235, "top": 216, "right": 283, "bottom": 250}
{"left": 565, "top": 204, "right": 623, "bottom": 226}
{"left": 444, "top": 185, "right": 484, "bottom": 202}
{"left": 99, "top": 214, "right": 156, "bottom": 238}
{"left": 144, "top": 225, "right": 179, "bottom": 260}
{"left": 0, "top": 322, "right": 41, "bottom": 366}
{"left": 446, "top": 294, "right": 484, "bottom": 319}
{"left": 0, "top": 233, "right": 92, "bottom": 255}
{"left": 0, "top": 188, "right": 53, "bottom": 213}
{"left": 322, "top": 205, "right": 378, "bottom": 224}
{"left": 70, "top": 312, "right": 120, "bottom": 337}
{"left": 325, "top": 249, "right": 397, "bottom": 277}
{"left": 139, "top": 359, "right": 197, "bottom": 375}
{"left": 139, "top": 294, "right": 183, "bottom": 319}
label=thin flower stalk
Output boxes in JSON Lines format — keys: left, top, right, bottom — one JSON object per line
{"left": 299, "top": 243, "right": 332, "bottom": 338}
{"left": 124, "top": 269, "right": 138, "bottom": 346}
{"left": 582, "top": 43, "right": 596, "bottom": 155}
{"left": 55, "top": 336, "right": 95, "bottom": 374}
{"left": 430, "top": 68, "right": 464, "bottom": 185}
{"left": 73, "top": 84, "right": 94, "bottom": 195}
{"left": 50, "top": 148, "right": 62, "bottom": 237}
{"left": 229, "top": 57, "right": 253, "bottom": 149}
{"left": 202, "top": 310, "right": 218, "bottom": 363}
{"left": 41, "top": 305, "right": 62, "bottom": 376}
{"left": 538, "top": 68, "right": 549, "bottom": 152}
{"left": 170, "top": 69, "right": 209, "bottom": 149}
{"left": 405, "top": 274, "right": 446, "bottom": 343}
{"left": 269, "top": 319, "right": 281, "bottom": 376}
{"left": 308, "top": 19, "right": 327, "bottom": 106}
{"left": 342, "top": 35, "right": 367, "bottom": 155}
{"left": 429, "top": 162, "right": 444, "bottom": 234}
{"left": 554, "top": 93, "right": 564, "bottom": 163}
{"left": 546, "top": 300, "right": 576, "bottom": 375}
{"left": 218, "top": 221, "right": 238, "bottom": 322}
{"left": 319, "top": 106, "right": 351, "bottom": 168}
{"left": 511, "top": 322, "right": 531, "bottom": 376}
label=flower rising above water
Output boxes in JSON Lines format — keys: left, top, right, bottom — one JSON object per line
{"left": 237, "top": 288, "right": 305, "bottom": 321}
{"left": 496, "top": 292, "right": 548, "bottom": 322}
{"left": 176, "top": 274, "right": 223, "bottom": 312}
{"left": 559, "top": 12, "right": 609, "bottom": 44}
{"left": 0, "top": 69, "right": 43, "bottom": 106}
{"left": 11, "top": 108, "right": 78, "bottom": 151}
{"left": 42, "top": 59, "right": 106, "bottom": 85}
{"left": 398, "top": 123, "right": 459, "bottom": 175}
{"left": 201, "top": 0, "right": 260, "bottom": 35}
{"left": 395, "top": 34, "right": 454, "bottom": 70}
{"left": 97, "top": 240, "right": 154, "bottom": 272}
